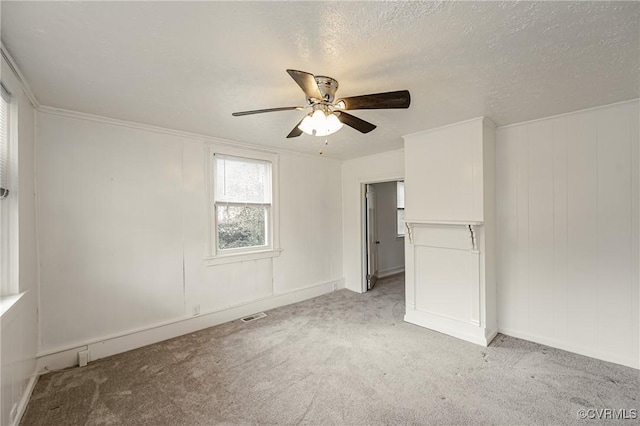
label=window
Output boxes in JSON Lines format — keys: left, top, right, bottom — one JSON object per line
{"left": 0, "top": 85, "right": 9, "bottom": 199}
{"left": 397, "top": 180, "right": 405, "bottom": 236}
{"left": 0, "top": 83, "right": 12, "bottom": 296}
{"left": 207, "top": 146, "right": 279, "bottom": 264}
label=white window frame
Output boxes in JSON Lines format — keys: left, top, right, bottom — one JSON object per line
{"left": 204, "top": 144, "right": 281, "bottom": 266}
{"left": 0, "top": 81, "right": 18, "bottom": 297}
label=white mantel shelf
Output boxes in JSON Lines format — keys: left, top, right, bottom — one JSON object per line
{"left": 405, "top": 219, "right": 484, "bottom": 226}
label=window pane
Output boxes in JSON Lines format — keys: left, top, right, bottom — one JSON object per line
{"left": 216, "top": 155, "right": 271, "bottom": 203}
{"left": 217, "top": 205, "right": 267, "bottom": 250}
{"left": 396, "top": 181, "right": 405, "bottom": 208}
{"left": 0, "top": 94, "right": 8, "bottom": 296}
{"left": 0, "top": 94, "right": 8, "bottom": 193}
{"left": 397, "top": 209, "right": 405, "bottom": 236}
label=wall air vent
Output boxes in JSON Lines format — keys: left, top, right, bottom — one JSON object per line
{"left": 240, "top": 312, "right": 267, "bottom": 323}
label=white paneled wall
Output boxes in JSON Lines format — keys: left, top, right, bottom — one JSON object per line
{"left": 37, "top": 113, "right": 186, "bottom": 350}
{"left": 496, "top": 100, "right": 639, "bottom": 368}
{"left": 36, "top": 110, "right": 343, "bottom": 366}
{"left": 1, "top": 293, "right": 37, "bottom": 426}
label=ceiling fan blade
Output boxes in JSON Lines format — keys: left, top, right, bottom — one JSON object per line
{"left": 232, "top": 106, "right": 303, "bottom": 116}
{"left": 286, "top": 117, "right": 305, "bottom": 138}
{"left": 337, "top": 112, "right": 377, "bottom": 134}
{"left": 337, "top": 90, "right": 411, "bottom": 110}
{"left": 286, "top": 69, "right": 323, "bottom": 101}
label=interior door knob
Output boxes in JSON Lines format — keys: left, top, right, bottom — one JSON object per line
{"left": 376, "top": 241, "right": 380, "bottom": 244}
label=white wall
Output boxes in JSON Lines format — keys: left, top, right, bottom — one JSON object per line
{"left": 342, "top": 150, "right": 404, "bottom": 292}
{"left": 35, "top": 110, "right": 343, "bottom": 362}
{"left": 371, "top": 181, "right": 404, "bottom": 277}
{"left": 0, "top": 51, "right": 38, "bottom": 425}
{"left": 496, "top": 100, "right": 639, "bottom": 369}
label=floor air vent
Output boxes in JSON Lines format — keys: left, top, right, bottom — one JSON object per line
{"left": 240, "top": 312, "right": 267, "bottom": 323}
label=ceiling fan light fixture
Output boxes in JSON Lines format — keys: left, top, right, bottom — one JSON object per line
{"left": 325, "top": 112, "right": 343, "bottom": 133}
{"left": 298, "top": 109, "right": 343, "bottom": 137}
{"left": 298, "top": 114, "right": 315, "bottom": 135}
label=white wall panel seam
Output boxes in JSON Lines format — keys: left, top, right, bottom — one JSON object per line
{"left": 632, "top": 104, "right": 636, "bottom": 356}
{"left": 182, "top": 141, "right": 186, "bottom": 316}
{"left": 34, "top": 108, "right": 42, "bottom": 355}
{"left": 526, "top": 126, "right": 531, "bottom": 333}
{"left": 564, "top": 118, "right": 569, "bottom": 342}
{"left": 551, "top": 119, "right": 557, "bottom": 339}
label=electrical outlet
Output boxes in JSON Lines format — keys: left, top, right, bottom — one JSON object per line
{"left": 193, "top": 304, "right": 200, "bottom": 316}
{"left": 78, "top": 349, "right": 89, "bottom": 367}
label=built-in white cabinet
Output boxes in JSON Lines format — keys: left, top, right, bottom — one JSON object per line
{"left": 403, "top": 117, "right": 496, "bottom": 346}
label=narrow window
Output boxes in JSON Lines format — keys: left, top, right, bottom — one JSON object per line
{"left": 0, "top": 83, "right": 12, "bottom": 296}
{"left": 397, "top": 180, "right": 405, "bottom": 236}
{"left": 0, "top": 84, "right": 10, "bottom": 198}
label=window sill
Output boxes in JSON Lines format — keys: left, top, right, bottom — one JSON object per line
{"left": 204, "top": 248, "right": 283, "bottom": 266}
{"left": 0, "top": 291, "right": 26, "bottom": 318}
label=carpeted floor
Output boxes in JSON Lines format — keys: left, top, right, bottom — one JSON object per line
{"left": 22, "top": 274, "right": 639, "bottom": 425}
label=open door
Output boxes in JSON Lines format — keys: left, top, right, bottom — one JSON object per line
{"left": 366, "top": 184, "right": 379, "bottom": 290}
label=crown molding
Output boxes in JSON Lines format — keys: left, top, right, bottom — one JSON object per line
{"left": 1, "top": 43, "right": 40, "bottom": 108}
{"left": 496, "top": 98, "right": 640, "bottom": 130}
{"left": 36, "top": 105, "right": 343, "bottom": 162}
{"left": 402, "top": 116, "right": 487, "bottom": 139}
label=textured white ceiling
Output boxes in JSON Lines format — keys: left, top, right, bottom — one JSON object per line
{"left": 2, "top": 1, "right": 638, "bottom": 159}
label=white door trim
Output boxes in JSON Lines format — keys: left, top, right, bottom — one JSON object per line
{"left": 358, "top": 174, "right": 404, "bottom": 293}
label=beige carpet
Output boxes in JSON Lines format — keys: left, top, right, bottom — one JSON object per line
{"left": 22, "top": 274, "right": 639, "bottom": 425}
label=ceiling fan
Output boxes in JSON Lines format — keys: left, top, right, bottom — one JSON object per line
{"left": 232, "top": 69, "right": 411, "bottom": 138}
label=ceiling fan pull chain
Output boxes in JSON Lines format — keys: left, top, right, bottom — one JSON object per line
{"left": 318, "top": 137, "right": 329, "bottom": 155}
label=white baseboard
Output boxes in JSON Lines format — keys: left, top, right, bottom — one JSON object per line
{"left": 378, "top": 265, "right": 405, "bottom": 278}
{"left": 404, "top": 308, "right": 496, "bottom": 347}
{"left": 37, "top": 278, "right": 343, "bottom": 373}
{"left": 13, "top": 372, "right": 38, "bottom": 426}
{"left": 499, "top": 327, "right": 639, "bottom": 370}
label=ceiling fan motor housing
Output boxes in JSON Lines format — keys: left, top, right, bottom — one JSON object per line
{"left": 313, "top": 76, "right": 339, "bottom": 103}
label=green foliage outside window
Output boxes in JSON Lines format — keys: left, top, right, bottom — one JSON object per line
{"left": 217, "top": 205, "right": 266, "bottom": 250}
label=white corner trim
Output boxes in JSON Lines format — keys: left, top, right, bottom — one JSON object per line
{"left": 0, "top": 44, "right": 39, "bottom": 108}
{"left": 498, "top": 327, "right": 639, "bottom": 370}
{"left": 204, "top": 248, "right": 282, "bottom": 266}
{"left": 12, "top": 372, "right": 38, "bottom": 426}
{"left": 36, "top": 278, "right": 343, "bottom": 372}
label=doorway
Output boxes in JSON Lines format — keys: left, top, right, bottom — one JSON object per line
{"left": 365, "top": 184, "right": 379, "bottom": 290}
{"left": 362, "top": 180, "right": 405, "bottom": 292}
